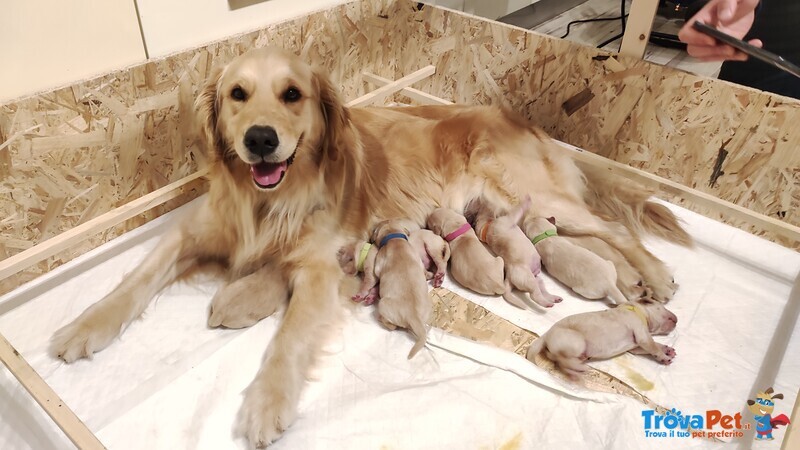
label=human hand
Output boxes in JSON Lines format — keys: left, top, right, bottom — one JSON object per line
{"left": 678, "top": 0, "right": 762, "bottom": 61}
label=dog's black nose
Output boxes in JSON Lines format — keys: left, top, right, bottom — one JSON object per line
{"left": 244, "top": 125, "right": 279, "bottom": 157}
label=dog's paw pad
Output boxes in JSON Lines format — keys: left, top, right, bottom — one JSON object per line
{"left": 237, "top": 379, "right": 297, "bottom": 448}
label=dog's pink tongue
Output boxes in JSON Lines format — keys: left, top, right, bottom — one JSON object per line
{"left": 250, "top": 161, "right": 286, "bottom": 186}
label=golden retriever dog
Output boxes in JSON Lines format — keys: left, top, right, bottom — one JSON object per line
{"left": 50, "top": 47, "right": 689, "bottom": 447}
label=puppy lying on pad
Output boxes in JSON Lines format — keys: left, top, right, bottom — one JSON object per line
{"left": 427, "top": 207, "right": 505, "bottom": 296}
{"left": 524, "top": 216, "right": 628, "bottom": 305}
{"left": 526, "top": 298, "right": 677, "bottom": 378}
{"left": 563, "top": 235, "right": 649, "bottom": 301}
{"left": 372, "top": 220, "right": 431, "bottom": 358}
{"left": 474, "top": 196, "right": 561, "bottom": 309}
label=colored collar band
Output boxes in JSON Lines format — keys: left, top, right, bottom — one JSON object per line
{"left": 379, "top": 232, "right": 408, "bottom": 248}
{"left": 530, "top": 229, "right": 557, "bottom": 245}
{"left": 479, "top": 219, "right": 493, "bottom": 242}
{"left": 444, "top": 223, "right": 472, "bottom": 242}
{"left": 355, "top": 242, "right": 372, "bottom": 273}
{"left": 622, "top": 303, "right": 648, "bottom": 326}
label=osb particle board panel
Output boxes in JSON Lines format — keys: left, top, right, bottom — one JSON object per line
{"left": 380, "top": 2, "right": 799, "bottom": 247}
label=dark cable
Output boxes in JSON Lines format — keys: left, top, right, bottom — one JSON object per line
{"left": 560, "top": 14, "right": 629, "bottom": 39}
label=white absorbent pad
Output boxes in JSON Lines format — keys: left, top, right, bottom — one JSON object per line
{"left": 0, "top": 197, "right": 798, "bottom": 450}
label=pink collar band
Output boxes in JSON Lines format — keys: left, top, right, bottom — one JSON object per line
{"left": 444, "top": 223, "right": 472, "bottom": 242}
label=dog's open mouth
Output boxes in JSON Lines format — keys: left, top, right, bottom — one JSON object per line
{"left": 250, "top": 151, "right": 296, "bottom": 189}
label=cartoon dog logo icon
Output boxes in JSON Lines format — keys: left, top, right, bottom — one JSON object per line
{"left": 746, "top": 387, "right": 791, "bottom": 440}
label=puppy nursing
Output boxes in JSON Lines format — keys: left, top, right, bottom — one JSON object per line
{"left": 527, "top": 299, "right": 677, "bottom": 378}
{"left": 371, "top": 220, "right": 431, "bottom": 358}
{"left": 338, "top": 240, "right": 379, "bottom": 304}
{"left": 427, "top": 207, "right": 505, "bottom": 296}
{"left": 524, "top": 217, "right": 628, "bottom": 305}
{"left": 473, "top": 197, "right": 562, "bottom": 309}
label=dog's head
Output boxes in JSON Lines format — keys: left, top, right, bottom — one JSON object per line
{"left": 196, "top": 47, "right": 348, "bottom": 191}
{"left": 635, "top": 298, "right": 678, "bottom": 335}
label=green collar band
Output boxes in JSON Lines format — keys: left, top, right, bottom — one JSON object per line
{"left": 356, "top": 242, "right": 372, "bottom": 273}
{"left": 531, "top": 229, "right": 557, "bottom": 245}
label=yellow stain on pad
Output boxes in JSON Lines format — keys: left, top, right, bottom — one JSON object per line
{"left": 498, "top": 432, "right": 523, "bottom": 450}
{"left": 616, "top": 358, "right": 655, "bottom": 391}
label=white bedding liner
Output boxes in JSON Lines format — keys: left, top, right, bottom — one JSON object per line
{"left": 1, "top": 197, "right": 798, "bottom": 450}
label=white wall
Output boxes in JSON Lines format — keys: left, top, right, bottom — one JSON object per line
{"left": 424, "top": 0, "right": 536, "bottom": 19}
{"left": 0, "top": 0, "right": 146, "bottom": 102}
{"left": 136, "top": 0, "right": 354, "bottom": 59}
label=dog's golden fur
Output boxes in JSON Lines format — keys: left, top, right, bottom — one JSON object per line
{"left": 50, "top": 47, "right": 688, "bottom": 447}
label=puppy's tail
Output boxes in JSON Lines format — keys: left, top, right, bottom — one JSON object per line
{"left": 407, "top": 317, "right": 428, "bottom": 359}
{"left": 525, "top": 335, "right": 546, "bottom": 363}
{"left": 580, "top": 164, "right": 693, "bottom": 247}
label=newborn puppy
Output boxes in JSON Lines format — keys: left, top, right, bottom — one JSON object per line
{"left": 208, "top": 262, "right": 288, "bottom": 329}
{"left": 338, "top": 240, "right": 379, "bottom": 304}
{"left": 372, "top": 220, "right": 431, "bottom": 358}
{"left": 563, "top": 235, "right": 649, "bottom": 301}
{"left": 523, "top": 217, "right": 628, "bottom": 305}
{"left": 526, "top": 298, "right": 677, "bottom": 378}
{"left": 474, "top": 196, "right": 561, "bottom": 309}
{"left": 427, "top": 208, "right": 505, "bottom": 296}
{"left": 408, "top": 228, "right": 450, "bottom": 288}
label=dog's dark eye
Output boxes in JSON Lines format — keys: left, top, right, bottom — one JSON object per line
{"left": 231, "top": 87, "right": 247, "bottom": 101}
{"left": 283, "top": 87, "right": 301, "bottom": 103}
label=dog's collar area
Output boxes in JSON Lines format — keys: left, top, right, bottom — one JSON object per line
{"left": 444, "top": 223, "right": 472, "bottom": 242}
{"left": 479, "top": 219, "right": 493, "bottom": 242}
{"left": 622, "top": 304, "right": 648, "bottom": 326}
{"left": 379, "top": 233, "right": 408, "bottom": 248}
{"left": 530, "top": 229, "right": 557, "bottom": 245}
{"left": 355, "top": 242, "right": 372, "bottom": 273}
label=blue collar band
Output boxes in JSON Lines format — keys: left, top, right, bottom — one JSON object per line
{"left": 379, "top": 232, "right": 408, "bottom": 248}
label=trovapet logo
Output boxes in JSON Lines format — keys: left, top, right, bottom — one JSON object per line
{"left": 642, "top": 408, "right": 749, "bottom": 439}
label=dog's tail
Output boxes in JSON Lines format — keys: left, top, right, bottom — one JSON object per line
{"left": 580, "top": 164, "right": 693, "bottom": 247}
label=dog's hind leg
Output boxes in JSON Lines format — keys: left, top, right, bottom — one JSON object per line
{"left": 508, "top": 265, "right": 556, "bottom": 308}
{"left": 208, "top": 261, "right": 288, "bottom": 329}
{"left": 531, "top": 201, "right": 676, "bottom": 302}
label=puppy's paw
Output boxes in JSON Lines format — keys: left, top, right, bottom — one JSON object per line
{"left": 432, "top": 272, "right": 444, "bottom": 288}
{"left": 351, "top": 293, "right": 365, "bottom": 303}
{"left": 50, "top": 307, "right": 121, "bottom": 362}
{"left": 657, "top": 346, "right": 676, "bottom": 365}
{"left": 236, "top": 377, "right": 298, "bottom": 448}
{"left": 548, "top": 294, "right": 563, "bottom": 304}
{"left": 660, "top": 344, "right": 676, "bottom": 358}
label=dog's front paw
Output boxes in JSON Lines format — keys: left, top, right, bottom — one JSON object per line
{"left": 237, "top": 376, "right": 298, "bottom": 448}
{"left": 649, "top": 278, "right": 678, "bottom": 303}
{"left": 50, "top": 306, "right": 122, "bottom": 362}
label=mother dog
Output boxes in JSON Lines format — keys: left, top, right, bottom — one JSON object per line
{"left": 51, "top": 47, "right": 687, "bottom": 447}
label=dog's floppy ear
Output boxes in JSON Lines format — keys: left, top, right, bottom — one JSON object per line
{"left": 747, "top": 400, "right": 755, "bottom": 406}
{"left": 195, "top": 66, "right": 226, "bottom": 160}
{"left": 765, "top": 387, "right": 774, "bottom": 394}
{"left": 772, "top": 393, "right": 784, "bottom": 400}
{"left": 314, "top": 68, "right": 349, "bottom": 162}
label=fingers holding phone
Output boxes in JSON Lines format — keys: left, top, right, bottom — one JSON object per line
{"left": 678, "top": 0, "right": 762, "bottom": 61}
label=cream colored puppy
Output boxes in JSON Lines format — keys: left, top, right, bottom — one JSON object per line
{"left": 526, "top": 298, "right": 677, "bottom": 378}
{"left": 474, "top": 197, "right": 561, "bottom": 309}
{"left": 372, "top": 220, "right": 431, "bottom": 358}
{"left": 524, "top": 217, "right": 628, "bottom": 305}
{"left": 337, "top": 239, "right": 379, "bottom": 304}
{"left": 408, "top": 228, "right": 451, "bottom": 288}
{"left": 427, "top": 208, "right": 505, "bottom": 296}
{"left": 563, "top": 235, "right": 649, "bottom": 301}
{"left": 208, "top": 263, "right": 288, "bottom": 329}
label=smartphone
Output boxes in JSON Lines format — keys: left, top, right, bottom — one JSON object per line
{"left": 692, "top": 21, "right": 800, "bottom": 78}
